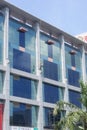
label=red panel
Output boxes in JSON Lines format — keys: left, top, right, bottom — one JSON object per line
{"left": 0, "top": 104, "right": 4, "bottom": 130}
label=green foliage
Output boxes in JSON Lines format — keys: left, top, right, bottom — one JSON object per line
{"left": 53, "top": 80, "right": 87, "bottom": 130}
{"left": 80, "top": 80, "right": 87, "bottom": 109}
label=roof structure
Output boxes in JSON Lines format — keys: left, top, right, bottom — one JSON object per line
{"left": 0, "top": 0, "right": 86, "bottom": 49}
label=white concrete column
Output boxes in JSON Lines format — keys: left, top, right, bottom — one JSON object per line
{"left": 35, "top": 23, "right": 41, "bottom": 76}
{"left": 59, "top": 35, "right": 69, "bottom": 102}
{"left": 3, "top": 8, "right": 10, "bottom": 130}
{"left": 64, "top": 78, "right": 69, "bottom": 102}
{"left": 3, "top": 8, "right": 9, "bottom": 66}
{"left": 59, "top": 35, "right": 66, "bottom": 83}
{"left": 82, "top": 45, "right": 86, "bottom": 82}
{"left": 34, "top": 23, "right": 43, "bottom": 130}
{"left": 37, "top": 76, "right": 43, "bottom": 130}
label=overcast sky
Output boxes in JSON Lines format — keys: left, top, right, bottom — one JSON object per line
{"left": 6, "top": 0, "right": 87, "bottom": 36}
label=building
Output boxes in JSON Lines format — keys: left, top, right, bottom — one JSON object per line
{"left": 76, "top": 32, "right": 87, "bottom": 43}
{"left": 0, "top": 1, "right": 87, "bottom": 130}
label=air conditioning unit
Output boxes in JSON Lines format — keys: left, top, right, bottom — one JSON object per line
{"left": 46, "top": 40, "right": 54, "bottom": 45}
{"left": 18, "top": 27, "right": 28, "bottom": 32}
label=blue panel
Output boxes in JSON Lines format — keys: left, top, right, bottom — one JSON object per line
{"left": 71, "top": 55, "right": 75, "bottom": 67}
{"left": 48, "top": 45, "right": 53, "bottom": 58}
{"left": 44, "top": 108, "right": 60, "bottom": 128}
{"left": 19, "top": 32, "right": 25, "bottom": 47}
{"left": 13, "top": 49, "right": 31, "bottom": 72}
{"left": 13, "top": 77, "right": 31, "bottom": 99}
{"left": 13, "top": 103, "right": 31, "bottom": 126}
{"left": 44, "top": 60, "right": 49, "bottom": 78}
{"left": 69, "top": 90, "right": 81, "bottom": 108}
{"left": 68, "top": 69, "right": 73, "bottom": 85}
{"left": 44, "top": 60, "right": 58, "bottom": 81}
{"left": 68, "top": 69, "right": 80, "bottom": 87}
{"left": 74, "top": 71, "right": 80, "bottom": 87}
{"left": 44, "top": 83, "right": 59, "bottom": 103}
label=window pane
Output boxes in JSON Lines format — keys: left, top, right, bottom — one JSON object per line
{"left": 43, "top": 108, "right": 60, "bottom": 129}
{"left": 53, "top": 43, "right": 61, "bottom": 62}
{"left": 75, "top": 52, "right": 81, "bottom": 70}
{"left": 10, "top": 102, "right": 38, "bottom": 127}
{"left": 10, "top": 75, "right": 37, "bottom": 100}
{"left": 25, "top": 29, "right": 36, "bottom": 52}
{"left": 0, "top": 71, "right": 4, "bottom": 94}
{"left": 43, "top": 60, "right": 58, "bottom": 81}
{"left": 68, "top": 69, "right": 80, "bottom": 87}
{"left": 40, "top": 34, "right": 48, "bottom": 57}
{"left": 13, "top": 49, "right": 31, "bottom": 73}
{"left": 69, "top": 90, "right": 81, "bottom": 107}
{"left": 43, "top": 83, "right": 64, "bottom": 104}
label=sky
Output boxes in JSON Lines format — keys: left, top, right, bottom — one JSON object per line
{"left": 5, "top": 0, "right": 87, "bottom": 36}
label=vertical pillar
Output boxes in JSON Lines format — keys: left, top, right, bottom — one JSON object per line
{"left": 35, "top": 22, "right": 41, "bottom": 76}
{"left": 3, "top": 8, "right": 9, "bottom": 66}
{"left": 60, "top": 35, "right": 66, "bottom": 83}
{"left": 59, "top": 35, "right": 69, "bottom": 102}
{"left": 37, "top": 76, "right": 43, "bottom": 130}
{"left": 82, "top": 45, "right": 86, "bottom": 82}
{"left": 3, "top": 8, "right": 10, "bottom": 130}
{"left": 34, "top": 23, "right": 43, "bottom": 130}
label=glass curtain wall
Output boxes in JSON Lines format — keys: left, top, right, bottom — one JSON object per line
{"left": 40, "top": 33, "right": 61, "bottom": 81}
{"left": 65, "top": 44, "right": 82, "bottom": 87}
{"left": 9, "top": 19, "right": 36, "bottom": 74}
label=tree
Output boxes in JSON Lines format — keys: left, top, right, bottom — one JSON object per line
{"left": 53, "top": 80, "right": 87, "bottom": 130}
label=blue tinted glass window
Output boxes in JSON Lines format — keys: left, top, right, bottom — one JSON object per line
{"left": 10, "top": 102, "right": 38, "bottom": 127}
{"left": 75, "top": 52, "right": 81, "bottom": 70}
{"left": 69, "top": 90, "right": 81, "bottom": 108}
{"left": 25, "top": 28, "right": 36, "bottom": 52}
{"left": 53, "top": 44, "right": 61, "bottom": 62}
{"left": 65, "top": 44, "right": 81, "bottom": 69}
{"left": 0, "top": 71, "right": 4, "bottom": 94}
{"left": 40, "top": 33, "right": 48, "bottom": 57}
{"left": 68, "top": 69, "right": 80, "bottom": 87}
{"left": 44, "top": 108, "right": 60, "bottom": 129}
{"left": 43, "top": 83, "right": 64, "bottom": 104}
{"left": 9, "top": 19, "right": 19, "bottom": 48}
{"left": 13, "top": 76, "right": 31, "bottom": 98}
{"left": 19, "top": 31, "right": 25, "bottom": 47}
{"left": 44, "top": 60, "right": 58, "bottom": 81}
{"left": 48, "top": 45, "right": 53, "bottom": 58}
{"left": 65, "top": 44, "right": 72, "bottom": 66}
{"left": 13, "top": 49, "right": 31, "bottom": 72}
{"left": 71, "top": 55, "right": 75, "bottom": 67}
{"left": 10, "top": 75, "right": 37, "bottom": 100}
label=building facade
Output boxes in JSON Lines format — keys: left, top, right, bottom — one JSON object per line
{"left": 0, "top": 1, "right": 87, "bottom": 130}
